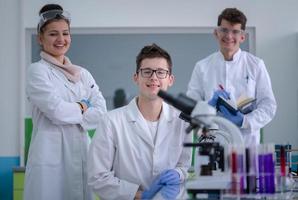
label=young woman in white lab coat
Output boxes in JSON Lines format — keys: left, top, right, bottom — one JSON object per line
{"left": 24, "top": 4, "right": 107, "bottom": 200}
{"left": 87, "top": 44, "right": 192, "bottom": 200}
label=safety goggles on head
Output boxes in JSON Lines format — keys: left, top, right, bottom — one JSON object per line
{"left": 38, "top": 10, "right": 71, "bottom": 32}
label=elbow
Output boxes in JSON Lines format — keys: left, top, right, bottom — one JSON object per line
{"left": 47, "top": 102, "right": 82, "bottom": 125}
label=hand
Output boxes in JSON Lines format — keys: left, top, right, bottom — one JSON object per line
{"left": 208, "top": 89, "right": 230, "bottom": 107}
{"left": 81, "top": 99, "right": 92, "bottom": 109}
{"left": 159, "top": 169, "right": 180, "bottom": 185}
{"left": 141, "top": 176, "right": 162, "bottom": 199}
{"left": 160, "top": 184, "right": 180, "bottom": 200}
{"left": 219, "top": 105, "right": 244, "bottom": 127}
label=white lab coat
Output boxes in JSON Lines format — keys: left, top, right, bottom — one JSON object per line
{"left": 87, "top": 98, "right": 192, "bottom": 200}
{"left": 24, "top": 59, "right": 107, "bottom": 200}
{"left": 187, "top": 49, "right": 277, "bottom": 144}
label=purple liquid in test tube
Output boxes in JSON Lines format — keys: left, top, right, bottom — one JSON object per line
{"left": 258, "top": 154, "right": 265, "bottom": 193}
{"left": 264, "top": 153, "right": 275, "bottom": 193}
{"left": 238, "top": 154, "right": 244, "bottom": 193}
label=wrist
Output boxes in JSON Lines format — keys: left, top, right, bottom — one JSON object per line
{"left": 77, "top": 102, "right": 84, "bottom": 114}
{"left": 134, "top": 186, "right": 143, "bottom": 200}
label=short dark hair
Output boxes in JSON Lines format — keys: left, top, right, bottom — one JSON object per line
{"left": 217, "top": 8, "right": 247, "bottom": 30}
{"left": 136, "top": 43, "right": 172, "bottom": 74}
{"left": 38, "top": 4, "right": 70, "bottom": 33}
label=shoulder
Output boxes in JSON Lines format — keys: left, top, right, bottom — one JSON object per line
{"left": 241, "top": 51, "right": 265, "bottom": 67}
{"left": 200, "top": 52, "right": 220, "bottom": 63}
{"left": 194, "top": 52, "right": 220, "bottom": 69}
{"left": 77, "top": 66, "right": 98, "bottom": 85}
{"left": 78, "top": 66, "right": 92, "bottom": 78}
{"left": 163, "top": 102, "right": 183, "bottom": 119}
{"left": 28, "top": 60, "right": 48, "bottom": 70}
{"left": 104, "top": 106, "right": 128, "bottom": 122}
{"left": 27, "top": 60, "right": 52, "bottom": 77}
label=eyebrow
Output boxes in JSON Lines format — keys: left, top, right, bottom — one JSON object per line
{"left": 140, "top": 67, "right": 169, "bottom": 70}
{"left": 47, "top": 29, "right": 69, "bottom": 33}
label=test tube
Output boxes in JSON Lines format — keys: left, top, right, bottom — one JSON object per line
{"left": 230, "top": 149, "right": 238, "bottom": 194}
{"left": 258, "top": 145, "right": 265, "bottom": 194}
{"left": 230, "top": 145, "right": 245, "bottom": 195}
{"left": 238, "top": 153, "right": 245, "bottom": 194}
{"left": 245, "top": 147, "right": 257, "bottom": 194}
{"left": 279, "top": 145, "right": 286, "bottom": 192}
{"left": 264, "top": 144, "right": 275, "bottom": 194}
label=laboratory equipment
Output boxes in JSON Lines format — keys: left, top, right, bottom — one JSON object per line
{"left": 157, "top": 90, "right": 244, "bottom": 199}
{"left": 157, "top": 90, "right": 298, "bottom": 199}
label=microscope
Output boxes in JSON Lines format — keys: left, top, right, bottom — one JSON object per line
{"left": 158, "top": 90, "right": 244, "bottom": 199}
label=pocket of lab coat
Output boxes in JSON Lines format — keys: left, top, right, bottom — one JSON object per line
{"left": 30, "top": 131, "right": 62, "bottom": 166}
{"left": 246, "top": 79, "right": 256, "bottom": 98}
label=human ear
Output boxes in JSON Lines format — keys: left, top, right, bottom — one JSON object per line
{"left": 37, "top": 34, "right": 43, "bottom": 46}
{"left": 240, "top": 32, "right": 246, "bottom": 43}
{"left": 133, "top": 73, "right": 138, "bottom": 84}
{"left": 213, "top": 29, "right": 219, "bottom": 40}
{"left": 168, "top": 75, "right": 175, "bottom": 87}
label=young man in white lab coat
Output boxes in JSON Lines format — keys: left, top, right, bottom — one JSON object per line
{"left": 88, "top": 43, "right": 192, "bottom": 200}
{"left": 187, "top": 8, "right": 277, "bottom": 144}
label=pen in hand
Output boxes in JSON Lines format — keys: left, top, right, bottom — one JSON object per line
{"left": 218, "top": 84, "right": 230, "bottom": 99}
{"left": 218, "top": 84, "right": 224, "bottom": 90}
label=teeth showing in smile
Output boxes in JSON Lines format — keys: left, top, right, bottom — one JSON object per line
{"left": 55, "top": 44, "right": 65, "bottom": 47}
{"left": 147, "top": 84, "right": 160, "bottom": 88}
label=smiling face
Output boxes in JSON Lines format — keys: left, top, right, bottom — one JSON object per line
{"left": 214, "top": 19, "right": 245, "bottom": 58}
{"left": 134, "top": 57, "right": 174, "bottom": 101}
{"left": 38, "top": 20, "right": 71, "bottom": 63}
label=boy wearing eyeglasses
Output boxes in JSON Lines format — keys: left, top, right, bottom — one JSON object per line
{"left": 187, "top": 8, "right": 276, "bottom": 144}
{"left": 87, "top": 43, "right": 192, "bottom": 200}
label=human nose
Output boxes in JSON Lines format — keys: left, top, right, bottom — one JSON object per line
{"left": 224, "top": 30, "right": 234, "bottom": 37}
{"left": 56, "top": 33, "right": 64, "bottom": 41}
{"left": 150, "top": 70, "right": 158, "bottom": 79}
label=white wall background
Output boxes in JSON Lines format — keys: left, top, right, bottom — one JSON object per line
{"left": 1, "top": 0, "right": 298, "bottom": 158}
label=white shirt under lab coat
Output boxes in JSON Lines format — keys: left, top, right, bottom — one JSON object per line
{"left": 24, "top": 59, "right": 107, "bottom": 200}
{"left": 187, "top": 49, "right": 277, "bottom": 144}
{"left": 87, "top": 98, "right": 192, "bottom": 200}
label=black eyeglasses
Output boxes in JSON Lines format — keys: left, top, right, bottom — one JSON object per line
{"left": 138, "top": 68, "right": 169, "bottom": 79}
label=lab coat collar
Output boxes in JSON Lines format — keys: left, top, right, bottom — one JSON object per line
{"left": 126, "top": 97, "right": 173, "bottom": 123}
{"left": 41, "top": 59, "right": 79, "bottom": 95}
{"left": 40, "top": 51, "right": 81, "bottom": 83}
{"left": 219, "top": 48, "right": 242, "bottom": 63}
{"left": 126, "top": 97, "right": 174, "bottom": 147}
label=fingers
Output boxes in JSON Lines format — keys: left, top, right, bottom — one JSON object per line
{"left": 216, "top": 90, "right": 230, "bottom": 100}
{"left": 161, "top": 185, "right": 180, "bottom": 199}
{"left": 160, "top": 170, "right": 180, "bottom": 185}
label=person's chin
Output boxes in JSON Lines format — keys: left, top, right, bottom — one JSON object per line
{"left": 147, "top": 93, "right": 159, "bottom": 100}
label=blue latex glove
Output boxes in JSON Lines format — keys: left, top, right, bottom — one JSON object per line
{"left": 160, "top": 184, "right": 180, "bottom": 200}
{"left": 141, "top": 176, "right": 162, "bottom": 199}
{"left": 159, "top": 169, "right": 180, "bottom": 185}
{"left": 208, "top": 89, "right": 230, "bottom": 107}
{"left": 81, "top": 99, "right": 92, "bottom": 108}
{"left": 219, "top": 105, "right": 244, "bottom": 127}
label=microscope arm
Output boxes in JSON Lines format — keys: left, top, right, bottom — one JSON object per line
{"left": 211, "top": 116, "right": 244, "bottom": 145}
